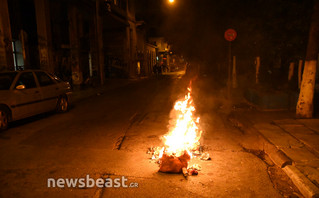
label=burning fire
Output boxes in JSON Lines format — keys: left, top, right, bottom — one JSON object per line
{"left": 147, "top": 81, "right": 206, "bottom": 176}
{"left": 160, "top": 84, "right": 202, "bottom": 158}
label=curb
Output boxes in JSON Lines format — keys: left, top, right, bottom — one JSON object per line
{"left": 283, "top": 165, "right": 319, "bottom": 198}
{"left": 228, "top": 112, "right": 319, "bottom": 198}
{"left": 268, "top": 149, "right": 292, "bottom": 168}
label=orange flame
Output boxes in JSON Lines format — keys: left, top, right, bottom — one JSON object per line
{"left": 161, "top": 85, "right": 202, "bottom": 157}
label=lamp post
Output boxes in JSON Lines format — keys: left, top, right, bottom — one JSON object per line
{"left": 96, "top": 0, "right": 104, "bottom": 85}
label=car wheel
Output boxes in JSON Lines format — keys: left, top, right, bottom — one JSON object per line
{"left": 57, "top": 96, "right": 68, "bottom": 113}
{"left": 0, "top": 109, "right": 8, "bottom": 131}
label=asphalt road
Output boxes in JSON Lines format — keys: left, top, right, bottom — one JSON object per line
{"left": 0, "top": 73, "right": 299, "bottom": 197}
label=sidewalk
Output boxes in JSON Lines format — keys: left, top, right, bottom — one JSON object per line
{"left": 229, "top": 108, "right": 319, "bottom": 198}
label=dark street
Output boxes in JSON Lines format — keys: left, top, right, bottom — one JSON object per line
{"left": 0, "top": 73, "right": 300, "bottom": 197}
{"left": 1, "top": 0, "right": 319, "bottom": 197}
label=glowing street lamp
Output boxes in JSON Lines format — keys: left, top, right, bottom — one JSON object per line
{"left": 168, "top": 0, "right": 174, "bottom": 3}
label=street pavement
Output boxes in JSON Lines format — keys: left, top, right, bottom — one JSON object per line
{"left": 0, "top": 73, "right": 301, "bottom": 197}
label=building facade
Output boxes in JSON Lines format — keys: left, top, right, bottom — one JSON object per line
{"left": 149, "top": 37, "right": 171, "bottom": 68}
{"left": 136, "top": 21, "right": 156, "bottom": 76}
{"left": 0, "top": 0, "right": 150, "bottom": 87}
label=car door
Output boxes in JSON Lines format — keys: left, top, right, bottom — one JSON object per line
{"left": 12, "top": 71, "right": 42, "bottom": 120}
{"left": 34, "top": 71, "right": 59, "bottom": 112}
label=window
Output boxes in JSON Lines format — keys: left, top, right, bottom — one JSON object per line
{"left": 15, "top": 72, "right": 37, "bottom": 89}
{"left": 12, "top": 40, "right": 24, "bottom": 71}
{"left": 35, "top": 72, "right": 55, "bottom": 87}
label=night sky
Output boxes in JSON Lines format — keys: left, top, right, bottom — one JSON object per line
{"left": 136, "top": 0, "right": 314, "bottom": 69}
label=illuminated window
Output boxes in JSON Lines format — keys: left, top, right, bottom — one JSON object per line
{"left": 12, "top": 40, "right": 24, "bottom": 71}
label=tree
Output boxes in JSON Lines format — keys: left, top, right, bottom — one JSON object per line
{"left": 296, "top": 0, "right": 319, "bottom": 118}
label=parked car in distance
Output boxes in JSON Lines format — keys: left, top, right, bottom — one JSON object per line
{"left": 0, "top": 70, "right": 72, "bottom": 131}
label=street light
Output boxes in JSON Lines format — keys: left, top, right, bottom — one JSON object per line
{"left": 168, "top": 0, "right": 174, "bottom": 3}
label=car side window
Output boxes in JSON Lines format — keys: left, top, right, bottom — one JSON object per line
{"left": 35, "top": 72, "right": 55, "bottom": 87}
{"left": 15, "top": 72, "right": 37, "bottom": 89}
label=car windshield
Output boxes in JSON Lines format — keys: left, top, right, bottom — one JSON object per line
{"left": 0, "top": 72, "right": 17, "bottom": 90}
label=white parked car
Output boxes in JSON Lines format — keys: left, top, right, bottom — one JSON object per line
{"left": 0, "top": 70, "right": 72, "bottom": 131}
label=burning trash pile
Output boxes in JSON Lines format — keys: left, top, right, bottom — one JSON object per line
{"left": 147, "top": 82, "right": 211, "bottom": 177}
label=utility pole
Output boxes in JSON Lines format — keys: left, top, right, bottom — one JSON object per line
{"left": 255, "top": 56, "right": 260, "bottom": 84}
{"left": 96, "top": 0, "right": 105, "bottom": 85}
{"left": 288, "top": 62, "right": 295, "bottom": 82}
